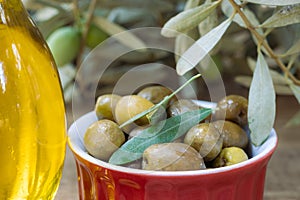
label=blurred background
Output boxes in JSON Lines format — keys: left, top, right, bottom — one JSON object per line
{"left": 22, "top": 0, "right": 300, "bottom": 199}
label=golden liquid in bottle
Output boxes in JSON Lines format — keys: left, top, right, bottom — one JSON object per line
{"left": 0, "top": 17, "right": 66, "bottom": 200}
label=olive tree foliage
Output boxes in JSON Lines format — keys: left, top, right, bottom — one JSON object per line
{"left": 24, "top": 0, "right": 300, "bottom": 145}
{"left": 161, "top": 0, "right": 300, "bottom": 145}
{"left": 24, "top": 0, "right": 182, "bottom": 102}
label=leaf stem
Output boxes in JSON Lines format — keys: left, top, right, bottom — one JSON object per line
{"left": 72, "top": 0, "right": 81, "bottom": 30}
{"left": 119, "top": 73, "right": 202, "bottom": 129}
{"left": 228, "top": 0, "right": 300, "bottom": 86}
{"left": 75, "top": 0, "right": 97, "bottom": 68}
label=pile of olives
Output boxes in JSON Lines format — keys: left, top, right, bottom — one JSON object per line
{"left": 83, "top": 85, "right": 250, "bottom": 171}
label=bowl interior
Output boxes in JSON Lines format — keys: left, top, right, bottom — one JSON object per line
{"left": 68, "top": 100, "right": 277, "bottom": 176}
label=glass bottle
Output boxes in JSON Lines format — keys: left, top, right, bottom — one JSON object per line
{"left": 0, "top": 0, "right": 66, "bottom": 199}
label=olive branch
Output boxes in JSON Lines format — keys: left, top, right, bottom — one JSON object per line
{"left": 228, "top": 0, "right": 300, "bottom": 86}
{"left": 161, "top": 0, "right": 300, "bottom": 145}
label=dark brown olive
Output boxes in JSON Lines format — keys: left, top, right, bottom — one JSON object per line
{"left": 212, "top": 120, "right": 249, "bottom": 149}
{"left": 142, "top": 143, "right": 206, "bottom": 171}
{"left": 94, "top": 94, "right": 121, "bottom": 121}
{"left": 184, "top": 123, "right": 223, "bottom": 162}
{"left": 167, "top": 99, "right": 200, "bottom": 117}
{"left": 214, "top": 95, "right": 248, "bottom": 127}
{"left": 83, "top": 119, "right": 125, "bottom": 161}
{"left": 137, "top": 85, "right": 174, "bottom": 104}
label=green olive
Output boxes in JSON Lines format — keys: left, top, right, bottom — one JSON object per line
{"left": 142, "top": 143, "right": 206, "bottom": 171}
{"left": 212, "top": 147, "right": 248, "bottom": 167}
{"left": 137, "top": 85, "right": 174, "bottom": 104}
{"left": 47, "top": 26, "right": 81, "bottom": 67}
{"left": 86, "top": 24, "right": 109, "bottom": 49}
{"left": 94, "top": 94, "right": 121, "bottom": 121}
{"left": 114, "top": 95, "right": 154, "bottom": 132}
{"left": 83, "top": 119, "right": 125, "bottom": 161}
{"left": 167, "top": 99, "right": 200, "bottom": 117}
{"left": 184, "top": 123, "right": 223, "bottom": 162}
{"left": 212, "top": 120, "right": 249, "bottom": 149}
{"left": 214, "top": 95, "right": 248, "bottom": 127}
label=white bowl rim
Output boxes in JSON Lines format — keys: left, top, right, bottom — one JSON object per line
{"left": 67, "top": 100, "right": 278, "bottom": 177}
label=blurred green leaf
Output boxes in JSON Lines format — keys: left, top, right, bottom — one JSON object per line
{"left": 174, "top": 0, "right": 201, "bottom": 62}
{"left": 184, "top": 0, "right": 201, "bottom": 10}
{"left": 161, "top": 0, "right": 221, "bottom": 37}
{"left": 199, "top": 0, "right": 218, "bottom": 36}
{"left": 174, "top": 31, "right": 197, "bottom": 62}
{"left": 97, "top": 0, "right": 174, "bottom": 12}
{"left": 107, "top": 7, "right": 157, "bottom": 25}
{"left": 92, "top": 16, "right": 147, "bottom": 51}
{"left": 176, "top": 17, "right": 232, "bottom": 76}
{"left": 245, "top": 0, "right": 300, "bottom": 6}
{"left": 280, "top": 38, "right": 300, "bottom": 57}
{"left": 235, "top": 76, "right": 294, "bottom": 95}
{"left": 248, "top": 51, "right": 276, "bottom": 146}
{"left": 260, "top": 5, "right": 300, "bottom": 28}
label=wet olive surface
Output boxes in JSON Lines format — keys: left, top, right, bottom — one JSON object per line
{"left": 56, "top": 83, "right": 300, "bottom": 200}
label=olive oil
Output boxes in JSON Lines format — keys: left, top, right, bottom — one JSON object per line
{"left": 0, "top": 0, "right": 66, "bottom": 199}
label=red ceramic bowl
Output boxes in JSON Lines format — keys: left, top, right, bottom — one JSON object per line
{"left": 68, "top": 101, "right": 277, "bottom": 200}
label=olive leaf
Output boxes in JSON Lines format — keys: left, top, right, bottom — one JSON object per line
{"left": 248, "top": 51, "right": 276, "bottom": 146}
{"left": 97, "top": 0, "right": 174, "bottom": 13}
{"left": 161, "top": 0, "right": 221, "bottom": 37}
{"left": 175, "top": 33, "right": 196, "bottom": 62}
{"left": 107, "top": 7, "right": 157, "bottom": 25}
{"left": 176, "top": 17, "right": 233, "bottom": 76}
{"left": 244, "top": 0, "right": 300, "bottom": 6}
{"left": 120, "top": 74, "right": 202, "bottom": 128}
{"left": 222, "top": 1, "right": 262, "bottom": 33}
{"left": 109, "top": 108, "right": 212, "bottom": 165}
{"left": 280, "top": 38, "right": 300, "bottom": 57}
{"left": 174, "top": 0, "right": 200, "bottom": 62}
{"left": 235, "top": 76, "right": 294, "bottom": 95}
{"left": 221, "top": 0, "right": 270, "bottom": 56}
{"left": 184, "top": 0, "right": 201, "bottom": 10}
{"left": 174, "top": 25, "right": 199, "bottom": 62}
{"left": 289, "top": 83, "right": 300, "bottom": 103}
{"left": 246, "top": 57, "right": 290, "bottom": 85}
{"left": 199, "top": 0, "right": 218, "bottom": 36}
{"left": 92, "top": 16, "right": 147, "bottom": 51}
{"left": 260, "top": 5, "right": 300, "bottom": 28}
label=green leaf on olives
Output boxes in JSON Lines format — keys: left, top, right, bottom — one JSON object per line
{"left": 109, "top": 108, "right": 212, "bottom": 165}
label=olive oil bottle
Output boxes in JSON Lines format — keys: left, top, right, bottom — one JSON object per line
{"left": 0, "top": 0, "right": 66, "bottom": 199}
